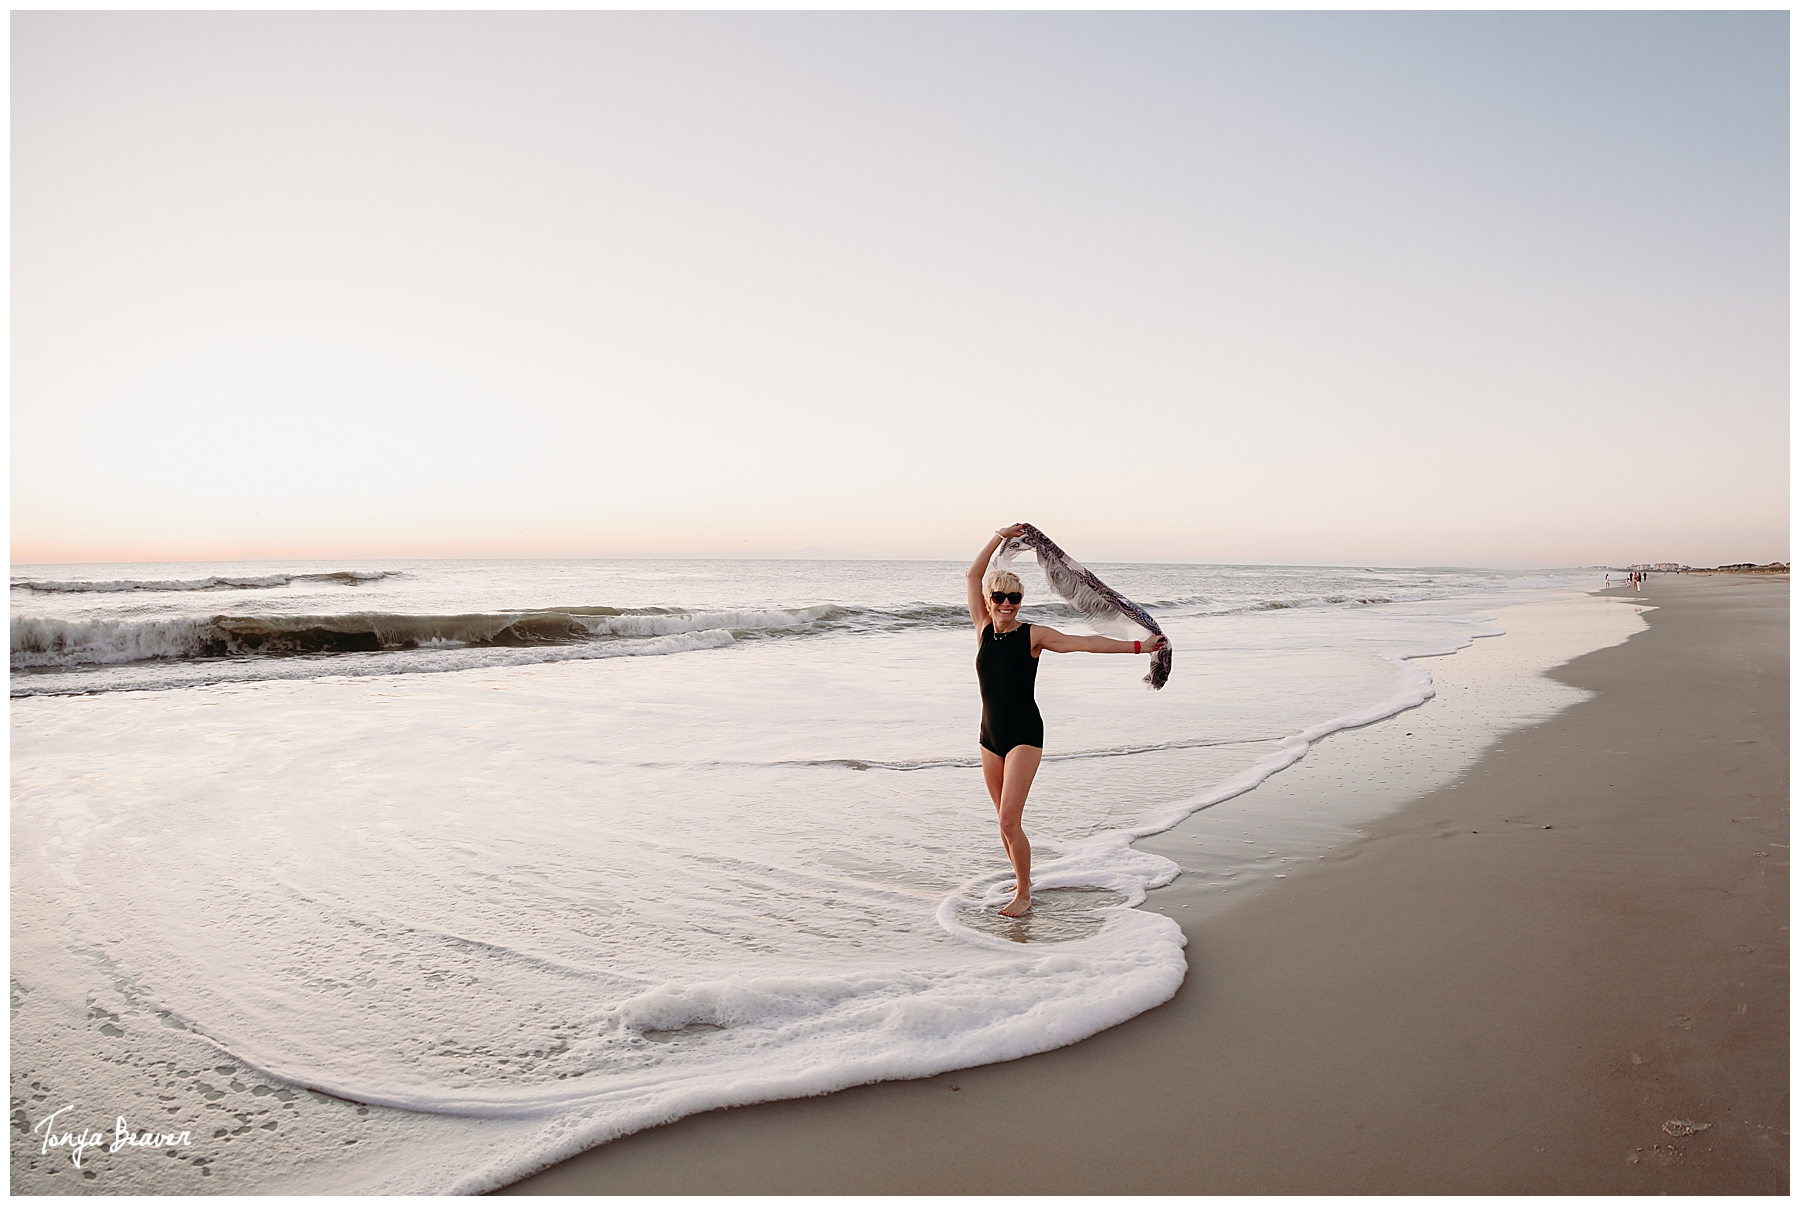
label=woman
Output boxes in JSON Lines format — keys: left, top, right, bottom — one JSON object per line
{"left": 967, "top": 523, "right": 1169, "bottom": 917}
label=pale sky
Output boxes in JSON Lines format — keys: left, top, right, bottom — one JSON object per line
{"left": 12, "top": 12, "right": 1789, "bottom": 568}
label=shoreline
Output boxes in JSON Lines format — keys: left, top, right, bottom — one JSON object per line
{"left": 502, "top": 573, "right": 1787, "bottom": 1194}
{"left": 1134, "top": 589, "right": 1647, "bottom": 928}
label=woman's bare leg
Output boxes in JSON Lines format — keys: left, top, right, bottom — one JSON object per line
{"left": 980, "top": 749, "right": 1019, "bottom": 898}
{"left": 980, "top": 745, "right": 1041, "bottom": 917}
{"left": 981, "top": 747, "right": 1006, "bottom": 810}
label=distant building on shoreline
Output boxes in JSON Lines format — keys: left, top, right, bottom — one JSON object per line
{"left": 1618, "top": 562, "right": 1791, "bottom": 574}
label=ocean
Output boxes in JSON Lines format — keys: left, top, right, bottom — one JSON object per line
{"left": 12, "top": 556, "right": 1614, "bottom": 1192}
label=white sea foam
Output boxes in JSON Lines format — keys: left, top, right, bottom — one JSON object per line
{"left": 575, "top": 605, "right": 840, "bottom": 640}
{"left": 9, "top": 558, "right": 1620, "bottom": 1193}
{"left": 11, "top": 628, "right": 742, "bottom": 695}
{"left": 11, "top": 615, "right": 214, "bottom": 666}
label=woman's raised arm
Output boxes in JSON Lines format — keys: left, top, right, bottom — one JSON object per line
{"left": 967, "top": 524, "right": 1025, "bottom": 629}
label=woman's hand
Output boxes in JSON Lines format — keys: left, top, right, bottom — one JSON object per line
{"left": 995, "top": 523, "right": 1026, "bottom": 539}
{"left": 1144, "top": 634, "right": 1170, "bottom": 653}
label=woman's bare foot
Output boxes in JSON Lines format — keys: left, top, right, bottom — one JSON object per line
{"left": 999, "top": 891, "right": 1031, "bottom": 918}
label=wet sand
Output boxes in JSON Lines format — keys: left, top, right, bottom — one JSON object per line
{"left": 501, "top": 574, "right": 1787, "bottom": 1194}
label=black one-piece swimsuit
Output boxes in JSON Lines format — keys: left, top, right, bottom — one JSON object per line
{"left": 977, "top": 622, "right": 1044, "bottom": 757}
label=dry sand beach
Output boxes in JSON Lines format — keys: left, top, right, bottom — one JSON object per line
{"left": 505, "top": 574, "right": 1787, "bottom": 1195}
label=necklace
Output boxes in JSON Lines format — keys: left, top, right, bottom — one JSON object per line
{"left": 991, "top": 622, "right": 1019, "bottom": 639}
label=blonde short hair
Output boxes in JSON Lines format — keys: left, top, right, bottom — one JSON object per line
{"left": 983, "top": 570, "right": 1024, "bottom": 596}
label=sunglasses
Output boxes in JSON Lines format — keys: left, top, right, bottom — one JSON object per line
{"left": 989, "top": 591, "right": 1023, "bottom": 605}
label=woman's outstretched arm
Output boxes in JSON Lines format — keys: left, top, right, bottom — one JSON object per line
{"left": 966, "top": 523, "right": 1024, "bottom": 628}
{"left": 1034, "top": 627, "right": 1169, "bottom": 655}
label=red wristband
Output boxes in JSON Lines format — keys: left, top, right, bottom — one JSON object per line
{"left": 1134, "top": 640, "right": 1141, "bottom": 653}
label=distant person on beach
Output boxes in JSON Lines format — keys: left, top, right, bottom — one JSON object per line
{"left": 967, "top": 523, "right": 1169, "bottom": 917}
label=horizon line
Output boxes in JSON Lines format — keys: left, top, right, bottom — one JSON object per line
{"left": 8, "top": 551, "right": 1733, "bottom": 574}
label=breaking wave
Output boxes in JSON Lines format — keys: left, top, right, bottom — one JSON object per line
{"left": 11, "top": 570, "right": 401, "bottom": 594}
{"left": 11, "top": 605, "right": 844, "bottom": 670}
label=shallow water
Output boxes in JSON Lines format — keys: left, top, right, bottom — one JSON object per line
{"left": 11, "top": 558, "right": 1622, "bottom": 1192}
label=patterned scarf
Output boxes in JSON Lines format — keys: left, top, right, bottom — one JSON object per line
{"left": 991, "top": 523, "right": 1172, "bottom": 691}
